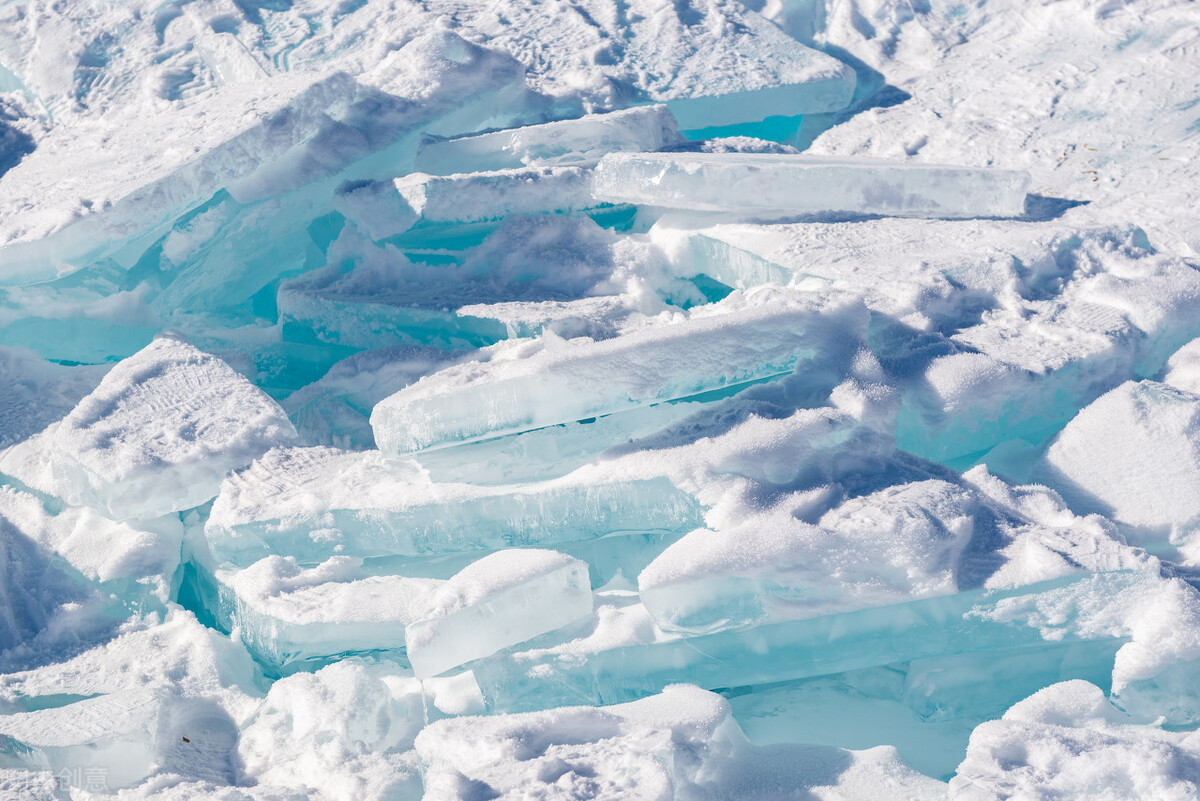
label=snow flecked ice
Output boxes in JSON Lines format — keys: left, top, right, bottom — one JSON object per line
{"left": 0, "top": 0, "right": 1198, "bottom": 798}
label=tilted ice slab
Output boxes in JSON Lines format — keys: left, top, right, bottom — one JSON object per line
{"left": 42, "top": 337, "right": 298, "bottom": 521}
{"left": 371, "top": 290, "right": 868, "bottom": 454}
{"left": 406, "top": 550, "right": 593, "bottom": 679}
{"left": 337, "top": 167, "right": 597, "bottom": 240}
{"left": 592, "top": 152, "right": 1030, "bottom": 219}
{"left": 0, "top": 27, "right": 530, "bottom": 284}
{"left": 205, "top": 446, "right": 703, "bottom": 567}
{"left": 211, "top": 556, "right": 440, "bottom": 673}
{"left": 416, "top": 684, "right": 944, "bottom": 801}
{"left": 415, "top": 105, "right": 685, "bottom": 175}
{"left": 951, "top": 681, "right": 1200, "bottom": 800}
{"left": 1035, "top": 380, "right": 1200, "bottom": 544}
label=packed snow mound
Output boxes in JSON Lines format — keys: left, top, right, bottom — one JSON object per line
{"left": 952, "top": 681, "right": 1200, "bottom": 801}
{"left": 43, "top": 336, "right": 298, "bottom": 520}
{"left": 239, "top": 661, "right": 425, "bottom": 800}
{"left": 416, "top": 684, "right": 945, "bottom": 801}
{"left": 1036, "top": 380, "right": 1200, "bottom": 542}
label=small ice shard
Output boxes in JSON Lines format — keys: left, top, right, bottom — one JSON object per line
{"left": 371, "top": 290, "right": 868, "bottom": 453}
{"left": 238, "top": 661, "right": 425, "bottom": 800}
{"left": 211, "top": 556, "right": 441, "bottom": 672}
{"left": 1035, "top": 380, "right": 1200, "bottom": 542}
{"left": 639, "top": 480, "right": 978, "bottom": 634}
{"left": 416, "top": 684, "right": 945, "bottom": 800}
{"left": 338, "top": 167, "right": 597, "bottom": 238}
{"left": 951, "top": 681, "right": 1200, "bottom": 800}
{"left": 44, "top": 336, "right": 298, "bottom": 520}
{"left": 593, "top": 152, "right": 1030, "bottom": 219}
{"left": 415, "top": 105, "right": 685, "bottom": 175}
{"left": 405, "top": 549, "right": 593, "bottom": 678}
{"left": 204, "top": 447, "right": 703, "bottom": 567}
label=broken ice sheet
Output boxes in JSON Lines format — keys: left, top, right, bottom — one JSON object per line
{"left": 593, "top": 152, "right": 1031, "bottom": 219}
{"left": 414, "top": 105, "right": 685, "bottom": 175}
{"left": 370, "top": 288, "right": 868, "bottom": 453}
{"left": 203, "top": 446, "right": 704, "bottom": 567}
{"left": 208, "top": 556, "right": 441, "bottom": 673}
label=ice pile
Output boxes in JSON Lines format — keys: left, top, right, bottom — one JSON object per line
{"left": 1, "top": 0, "right": 1200, "bottom": 798}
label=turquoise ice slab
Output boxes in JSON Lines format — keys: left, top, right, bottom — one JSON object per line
{"left": 204, "top": 447, "right": 705, "bottom": 568}
{"left": 472, "top": 574, "right": 1132, "bottom": 713}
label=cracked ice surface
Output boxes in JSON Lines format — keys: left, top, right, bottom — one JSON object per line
{"left": 1, "top": 0, "right": 1200, "bottom": 799}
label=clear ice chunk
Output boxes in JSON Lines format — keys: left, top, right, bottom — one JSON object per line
{"left": 405, "top": 549, "right": 593, "bottom": 678}
{"left": 370, "top": 290, "right": 868, "bottom": 453}
{"left": 43, "top": 336, "right": 298, "bottom": 521}
{"left": 211, "top": 556, "right": 440, "bottom": 672}
{"left": 472, "top": 571, "right": 1168, "bottom": 714}
{"left": 204, "top": 446, "right": 704, "bottom": 567}
{"left": 592, "top": 152, "right": 1031, "bottom": 219}
{"left": 638, "top": 480, "right": 977, "bottom": 634}
{"left": 338, "top": 167, "right": 597, "bottom": 238}
{"left": 415, "top": 105, "right": 685, "bottom": 175}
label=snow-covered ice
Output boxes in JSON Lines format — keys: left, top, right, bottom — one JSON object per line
{"left": 1, "top": 0, "right": 1199, "bottom": 797}
{"left": 593, "top": 152, "right": 1031, "bottom": 218}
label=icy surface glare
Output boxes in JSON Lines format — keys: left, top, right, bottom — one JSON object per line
{"left": 0, "top": 0, "right": 1199, "bottom": 798}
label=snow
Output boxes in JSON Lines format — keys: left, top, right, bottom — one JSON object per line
{"left": 1036, "top": 380, "right": 1200, "bottom": 543}
{"left": 0, "top": 0, "right": 1198, "bottom": 797}
{"left": 39, "top": 335, "right": 298, "bottom": 521}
